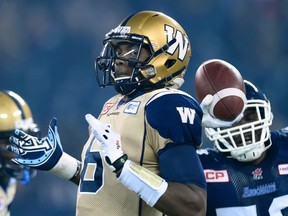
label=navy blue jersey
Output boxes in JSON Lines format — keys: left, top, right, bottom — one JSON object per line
{"left": 198, "top": 127, "right": 288, "bottom": 216}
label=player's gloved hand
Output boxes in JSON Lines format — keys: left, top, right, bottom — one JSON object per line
{"left": 7, "top": 117, "right": 63, "bottom": 171}
{"left": 85, "top": 114, "right": 127, "bottom": 173}
{"left": 200, "top": 94, "right": 243, "bottom": 128}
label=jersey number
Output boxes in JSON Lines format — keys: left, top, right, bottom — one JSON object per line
{"left": 216, "top": 195, "right": 288, "bottom": 215}
{"left": 79, "top": 151, "right": 104, "bottom": 193}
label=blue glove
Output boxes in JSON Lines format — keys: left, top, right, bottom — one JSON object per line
{"left": 7, "top": 117, "right": 63, "bottom": 171}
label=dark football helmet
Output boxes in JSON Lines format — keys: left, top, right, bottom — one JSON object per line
{"left": 205, "top": 80, "right": 273, "bottom": 162}
{"left": 0, "top": 90, "right": 39, "bottom": 184}
{"left": 95, "top": 10, "right": 191, "bottom": 95}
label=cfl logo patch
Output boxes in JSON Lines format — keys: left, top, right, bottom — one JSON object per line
{"left": 165, "top": 25, "right": 189, "bottom": 61}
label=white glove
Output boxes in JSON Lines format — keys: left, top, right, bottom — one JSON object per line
{"left": 200, "top": 94, "right": 243, "bottom": 128}
{"left": 85, "top": 114, "right": 127, "bottom": 172}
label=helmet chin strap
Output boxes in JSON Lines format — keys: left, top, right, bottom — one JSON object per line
{"left": 230, "top": 143, "right": 265, "bottom": 162}
{"left": 170, "top": 78, "right": 184, "bottom": 89}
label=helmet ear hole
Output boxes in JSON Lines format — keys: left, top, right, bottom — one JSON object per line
{"left": 165, "top": 59, "right": 176, "bottom": 69}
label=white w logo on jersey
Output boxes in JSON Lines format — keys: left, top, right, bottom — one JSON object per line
{"left": 165, "top": 25, "right": 189, "bottom": 61}
{"left": 176, "top": 107, "right": 196, "bottom": 124}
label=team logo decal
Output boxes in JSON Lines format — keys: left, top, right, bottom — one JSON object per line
{"left": 124, "top": 101, "right": 141, "bottom": 114}
{"left": 109, "top": 26, "right": 131, "bottom": 35}
{"left": 204, "top": 169, "right": 229, "bottom": 183}
{"left": 176, "top": 107, "right": 196, "bottom": 124}
{"left": 165, "top": 25, "right": 189, "bottom": 61}
{"left": 278, "top": 163, "right": 288, "bottom": 175}
{"left": 101, "top": 103, "right": 114, "bottom": 115}
{"left": 252, "top": 168, "right": 263, "bottom": 180}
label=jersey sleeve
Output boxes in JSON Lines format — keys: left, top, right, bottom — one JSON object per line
{"left": 145, "top": 91, "right": 206, "bottom": 187}
{"left": 160, "top": 142, "right": 207, "bottom": 189}
{"left": 145, "top": 90, "right": 203, "bottom": 149}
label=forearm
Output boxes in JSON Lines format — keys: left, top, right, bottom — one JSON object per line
{"left": 155, "top": 182, "right": 207, "bottom": 216}
{"left": 49, "top": 152, "right": 82, "bottom": 185}
{"left": 117, "top": 160, "right": 206, "bottom": 215}
{"left": 69, "top": 160, "right": 81, "bottom": 185}
{"left": 118, "top": 160, "right": 168, "bottom": 206}
{"left": 69, "top": 167, "right": 81, "bottom": 185}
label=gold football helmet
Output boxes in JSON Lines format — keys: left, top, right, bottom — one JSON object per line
{"left": 0, "top": 90, "right": 39, "bottom": 183}
{"left": 0, "top": 90, "right": 40, "bottom": 138}
{"left": 95, "top": 10, "right": 191, "bottom": 95}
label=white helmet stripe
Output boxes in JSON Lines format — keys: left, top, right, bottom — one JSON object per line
{"left": 210, "top": 88, "right": 246, "bottom": 117}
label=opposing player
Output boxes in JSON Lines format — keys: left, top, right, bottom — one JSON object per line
{"left": 8, "top": 11, "right": 208, "bottom": 215}
{"left": 0, "top": 90, "right": 39, "bottom": 216}
{"left": 198, "top": 79, "right": 288, "bottom": 215}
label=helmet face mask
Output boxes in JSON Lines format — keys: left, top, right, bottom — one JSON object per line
{"left": 205, "top": 80, "right": 273, "bottom": 162}
{"left": 95, "top": 11, "right": 191, "bottom": 95}
{"left": 96, "top": 36, "right": 156, "bottom": 95}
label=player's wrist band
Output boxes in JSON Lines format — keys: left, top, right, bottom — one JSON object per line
{"left": 118, "top": 160, "right": 168, "bottom": 207}
{"left": 112, "top": 154, "right": 128, "bottom": 173}
{"left": 69, "top": 160, "right": 81, "bottom": 182}
{"left": 49, "top": 152, "right": 80, "bottom": 180}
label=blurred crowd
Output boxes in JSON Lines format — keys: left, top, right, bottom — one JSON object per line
{"left": 0, "top": 0, "right": 287, "bottom": 215}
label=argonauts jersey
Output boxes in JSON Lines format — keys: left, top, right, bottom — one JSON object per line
{"left": 198, "top": 128, "right": 288, "bottom": 216}
{"left": 76, "top": 88, "right": 205, "bottom": 216}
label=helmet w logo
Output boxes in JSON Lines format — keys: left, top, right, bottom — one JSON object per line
{"left": 165, "top": 25, "right": 189, "bottom": 61}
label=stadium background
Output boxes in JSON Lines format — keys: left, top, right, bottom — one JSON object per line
{"left": 0, "top": 1, "right": 287, "bottom": 215}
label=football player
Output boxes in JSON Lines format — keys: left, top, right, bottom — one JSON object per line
{"left": 198, "top": 79, "right": 288, "bottom": 215}
{"left": 7, "top": 11, "right": 208, "bottom": 215}
{"left": 0, "top": 90, "right": 39, "bottom": 216}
